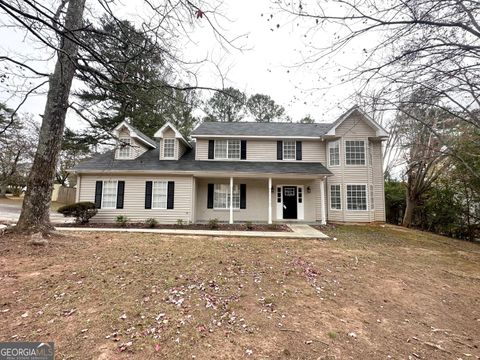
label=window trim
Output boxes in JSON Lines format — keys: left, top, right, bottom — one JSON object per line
{"left": 101, "top": 180, "right": 118, "bottom": 209}
{"left": 345, "top": 139, "right": 366, "bottom": 166}
{"left": 152, "top": 180, "right": 168, "bottom": 209}
{"left": 214, "top": 139, "right": 241, "bottom": 160}
{"left": 213, "top": 183, "right": 240, "bottom": 210}
{"left": 117, "top": 137, "right": 132, "bottom": 159}
{"left": 163, "top": 138, "right": 176, "bottom": 159}
{"left": 328, "top": 140, "right": 340, "bottom": 167}
{"left": 346, "top": 183, "right": 368, "bottom": 211}
{"left": 282, "top": 140, "right": 296, "bottom": 161}
{"left": 329, "top": 184, "right": 342, "bottom": 210}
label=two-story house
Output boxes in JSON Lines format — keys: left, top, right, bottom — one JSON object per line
{"left": 73, "top": 106, "right": 388, "bottom": 224}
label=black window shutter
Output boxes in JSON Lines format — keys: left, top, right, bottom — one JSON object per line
{"left": 167, "top": 181, "right": 175, "bottom": 209}
{"left": 277, "top": 141, "right": 283, "bottom": 160}
{"left": 116, "top": 181, "right": 125, "bottom": 209}
{"left": 240, "top": 184, "right": 246, "bottom": 209}
{"left": 208, "top": 140, "right": 214, "bottom": 159}
{"left": 94, "top": 181, "right": 103, "bottom": 209}
{"left": 145, "top": 181, "right": 152, "bottom": 209}
{"left": 296, "top": 141, "right": 302, "bottom": 160}
{"left": 207, "top": 183, "right": 214, "bottom": 209}
{"left": 241, "top": 140, "right": 247, "bottom": 160}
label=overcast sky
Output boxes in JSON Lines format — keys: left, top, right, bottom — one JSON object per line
{"left": 0, "top": 0, "right": 372, "bottom": 128}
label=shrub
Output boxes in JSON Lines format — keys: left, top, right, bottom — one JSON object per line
{"left": 176, "top": 219, "right": 185, "bottom": 227}
{"left": 245, "top": 221, "right": 254, "bottom": 230}
{"left": 208, "top": 218, "right": 219, "bottom": 230}
{"left": 115, "top": 215, "right": 128, "bottom": 227}
{"left": 145, "top": 218, "right": 158, "bottom": 228}
{"left": 57, "top": 202, "right": 97, "bottom": 224}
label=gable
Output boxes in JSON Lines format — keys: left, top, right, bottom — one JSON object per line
{"left": 334, "top": 111, "right": 378, "bottom": 137}
{"left": 162, "top": 127, "right": 176, "bottom": 138}
{"left": 326, "top": 107, "right": 388, "bottom": 138}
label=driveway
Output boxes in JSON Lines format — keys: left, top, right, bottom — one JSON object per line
{"left": 0, "top": 198, "right": 70, "bottom": 223}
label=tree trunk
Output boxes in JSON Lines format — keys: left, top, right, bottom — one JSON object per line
{"left": 0, "top": 182, "right": 7, "bottom": 198}
{"left": 402, "top": 197, "right": 416, "bottom": 227}
{"left": 16, "top": 0, "right": 86, "bottom": 234}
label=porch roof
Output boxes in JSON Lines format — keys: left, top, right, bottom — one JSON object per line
{"left": 74, "top": 147, "right": 331, "bottom": 176}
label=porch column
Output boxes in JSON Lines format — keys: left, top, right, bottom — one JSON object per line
{"left": 268, "top": 177, "right": 272, "bottom": 224}
{"left": 229, "top": 177, "right": 234, "bottom": 224}
{"left": 320, "top": 177, "right": 326, "bottom": 225}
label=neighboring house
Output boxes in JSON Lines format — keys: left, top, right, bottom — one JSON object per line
{"left": 73, "top": 106, "right": 388, "bottom": 224}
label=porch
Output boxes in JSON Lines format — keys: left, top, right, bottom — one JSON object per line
{"left": 193, "top": 174, "right": 328, "bottom": 224}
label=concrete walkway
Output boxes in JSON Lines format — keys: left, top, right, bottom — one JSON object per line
{"left": 55, "top": 224, "right": 329, "bottom": 239}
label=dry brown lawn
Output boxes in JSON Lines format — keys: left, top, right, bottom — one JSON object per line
{"left": 0, "top": 225, "right": 479, "bottom": 359}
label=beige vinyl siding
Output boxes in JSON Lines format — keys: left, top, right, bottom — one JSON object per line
{"left": 334, "top": 112, "right": 377, "bottom": 137}
{"left": 78, "top": 174, "right": 194, "bottom": 224}
{"left": 371, "top": 141, "right": 386, "bottom": 221}
{"left": 195, "top": 178, "right": 319, "bottom": 222}
{"left": 195, "top": 178, "right": 269, "bottom": 222}
{"left": 195, "top": 139, "right": 208, "bottom": 160}
{"left": 326, "top": 112, "right": 385, "bottom": 223}
{"left": 195, "top": 139, "right": 325, "bottom": 162}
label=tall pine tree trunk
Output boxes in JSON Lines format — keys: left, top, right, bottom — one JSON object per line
{"left": 16, "top": 0, "right": 86, "bottom": 233}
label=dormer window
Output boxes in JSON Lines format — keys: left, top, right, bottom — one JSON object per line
{"left": 118, "top": 137, "right": 132, "bottom": 159}
{"left": 163, "top": 138, "right": 175, "bottom": 159}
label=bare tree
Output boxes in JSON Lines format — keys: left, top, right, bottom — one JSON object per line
{"left": 0, "top": 105, "right": 36, "bottom": 197}
{"left": 394, "top": 93, "right": 451, "bottom": 227}
{"left": 0, "top": 0, "right": 241, "bottom": 233}
{"left": 278, "top": 0, "right": 480, "bottom": 175}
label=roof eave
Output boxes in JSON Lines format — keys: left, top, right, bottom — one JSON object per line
{"left": 191, "top": 134, "right": 322, "bottom": 140}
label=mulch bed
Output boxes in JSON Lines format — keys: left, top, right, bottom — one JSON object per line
{"left": 55, "top": 222, "right": 291, "bottom": 232}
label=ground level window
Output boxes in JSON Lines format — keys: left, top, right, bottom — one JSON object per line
{"left": 102, "top": 180, "right": 117, "bottom": 208}
{"left": 330, "top": 184, "right": 341, "bottom": 210}
{"left": 347, "top": 184, "right": 367, "bottom": 210}
{"left": 152, "top": 181, "right": 168, "bottom": 209}
{"left": 213, "top": 184, "right": 240, "bottom": 209}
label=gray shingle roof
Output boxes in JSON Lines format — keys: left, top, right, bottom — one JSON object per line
{"left": 127, "top": 123, "right": 157, "bottom": 148}
{"left": 191, "top": 122, "right": 333, "bottom": 137}
{"left": 74, "top": 146, "right": 331, "bottom": 176}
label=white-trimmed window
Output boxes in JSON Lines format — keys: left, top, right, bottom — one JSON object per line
{"left": 283, "top": 140, "right": 296, "bottom": 160}
{"left": 213, "top": 184, "right": 240, "bottom": 209}
{"left": 345, "top": 140, "right": 366, "bottom": 165}
{"left": 102, "top": 180, "right": 118, "bottom": 209}
{"left": 329, "top": 140, "right": 340, "bottom": 166}
{"left": 152, "top": 181, "right": 168, "bottom": 209}
{"left": 214, "top": 140, "right": 240, "bottom": 159}
{"left": 118, "top": 137, "right": 131, "bottom": 158}
{"left": 163, "top": 138, "right": 175, "bottom": 159}
{"left": 347, "top": 184, "right": 367, "bottom": 210}
{"left": 330, "top": 184, "right": 341, "bottom": 210}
